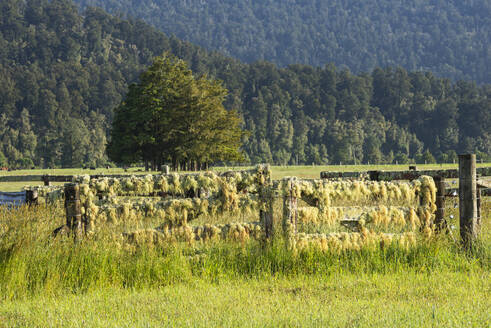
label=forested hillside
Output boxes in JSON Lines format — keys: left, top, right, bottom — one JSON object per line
{"left": 0, "top": 0, "right": 241, "bottom": 168}
{"left": 73, "top": 0, "right": 491, "bottom": 84}
{"left": 0, "top": 0, "right": 489, "bottom": 168}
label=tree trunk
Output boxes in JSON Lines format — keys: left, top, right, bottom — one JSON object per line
{"left": 172, "top": 157, "right": 177, "bottom": 171}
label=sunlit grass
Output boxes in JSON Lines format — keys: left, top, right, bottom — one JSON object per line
{"left": 0, "top": 200, "right": 489, "bottom": 291}
{"left": 1, "top": 271, "right": 490, "bottom": 328}
{"left": 0, "top": 164, "right": 489, "bottom": 327}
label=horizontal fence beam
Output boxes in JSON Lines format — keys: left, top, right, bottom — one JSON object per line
{"left": 445, "top": 188, "right": 490, "bottom": 197}
{"left": 0, "top": 174, "right": 156, "bottom": 183}
{"left": 477, "top": 179, "right": 491, "bottom": 189}
{"left": 0, "top": 175, "right": 55, "bottom": 183}
{"left": 2, "top": 167, "right": 489, "bottom": 183}
{"left": 320, "top": 167, "right": 491, "bottom": 181}
{"left": 0, "top": 168, "right": 267, "bottom": 184}
{"left": 0, "top": 191, "right": 26, "bottom": 206}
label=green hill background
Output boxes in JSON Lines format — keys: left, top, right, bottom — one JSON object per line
{"left": 74, "top": 0, "right": 491, "bottom": 84}
{"left": 0, "top": 0, "right": 489, "bottom": 168}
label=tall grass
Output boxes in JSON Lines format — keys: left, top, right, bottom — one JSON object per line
{"left": 0, "top": 203, "right": 489, "bottom": 302}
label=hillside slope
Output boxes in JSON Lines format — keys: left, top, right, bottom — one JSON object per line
{"left": 74, "top": 0, "right": 491, "bottom": 84}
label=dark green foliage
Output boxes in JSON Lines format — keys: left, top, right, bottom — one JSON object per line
{"left": 0, "top": 0, "right": 489, "bottom": 168}
{"left": 108, "top": 54, "right": 244, "bottom": 169}
{"left": 0, "top": 0, "right": 239, "bottom": 168}
{"left": 73, "top": 0, "right": 491, "bottom": 84}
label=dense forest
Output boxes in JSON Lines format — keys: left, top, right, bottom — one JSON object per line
{"left": 0, "top": 0, "right": 489, "bottom": 168}
{"left": 73, "top": 0, "right": 491, "bottom": 84}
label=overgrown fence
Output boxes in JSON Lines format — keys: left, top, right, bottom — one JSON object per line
{"left": 67, "top": 165, "right": 272, "bottom": 244}
{"left": 319, "top": 154, "right": 490, "bottom": 248}
{"left": 281, "top": 175, "right": 437, "bottom": 251}
{"left": 1, "top": 154, "right": 489, "bottom": 249}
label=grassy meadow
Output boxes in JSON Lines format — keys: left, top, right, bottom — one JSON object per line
{"left": 0, "top": 165, "right": 490, "bottom": 327}
{"left": 2, "top": 162, "right": 491, "bottom": 177}
{"left": 1, "top": 162, "right": 490, "bottom": 192}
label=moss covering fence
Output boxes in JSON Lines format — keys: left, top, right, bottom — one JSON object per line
{"left": 3, "top": 155, "right": 489, "bottom": 250}
{"left": 59, "top": 166, "right": 447, "bottom": 250}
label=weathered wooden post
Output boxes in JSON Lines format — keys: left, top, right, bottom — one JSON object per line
{"left": 259, "top": 186, "right": 274, "bottom": 240}
{"left": 282, "top": 177, "right": 298, "bottom": 248}
{"left": 43, "top": 175, "right": 51, "bottom": 186}
{"left": 25, "top": 190, "right": 38, "bottom": 206}
{"left": 433, "top": 176, "right": 446, "bottom": 231}
{"left": 458, "top": 154, "right": 477, "bottom": 248}
{"left": 258, "top": 165, "right": 274, "bottom": 241}
{"left": 64, "top": 183, "right": 83, "bottom": 241}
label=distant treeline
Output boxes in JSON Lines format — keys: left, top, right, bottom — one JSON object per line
{"left": 0, "top": 0, "right": 489, "bottom": 168}
{"left": 73, "top": 0, "right": 491, "bottom": 85}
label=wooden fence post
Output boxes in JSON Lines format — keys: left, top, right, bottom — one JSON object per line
{"left": 259, "top": 170, "right": 275, "bottom": 241}
{"left": 260, "top": 189, "right": 274, "bottom": 240}
{"left": 25, "top": 190, "right": 38, "bottom": 206}
{"left": 64, "top": 183, "right": 83, "bottom": 242}
{"left": 43, "top": 175, "right": 51, "bottom": 186}
{"left": 458, "top": 154, "right": 477, "bottom": 248}
{"left": 282, "top": 178, "right": 298, "bottom": 247}
{"left": 433, "top": 176, "right": 446, "bottom": 231}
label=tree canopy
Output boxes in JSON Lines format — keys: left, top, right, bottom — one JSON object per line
{"left": 107, "top": 54, "right": 244, "bottom": 170}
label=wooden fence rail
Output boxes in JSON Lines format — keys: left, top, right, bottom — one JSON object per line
{"left": 0, "top": 190, "right": 38, "bottom": 206}
{"left": 320, "top": 167, "right": 491, "bottom": 180}
{"left": 459, "top": 154, "right": 478, "bottom": 248}
{"left": 48, "top": 165, "right": 274, "bottom": 241}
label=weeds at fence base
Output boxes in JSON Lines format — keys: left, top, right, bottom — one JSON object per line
{"left": 0, "top": 205, "right": 489, "bottom": 302}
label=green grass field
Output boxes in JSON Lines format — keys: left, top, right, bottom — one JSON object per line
{"left": 2, "top": 272, "right": 490, "bottom": 327}
{"left": 1, "top": 163, "right": 490, "bottom": 191}
{"left": 0, "top": 165, "right": 490, "bottom": 327}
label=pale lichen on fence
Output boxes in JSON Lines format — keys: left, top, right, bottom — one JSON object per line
{"left": 70, "top": 165, "right": 271, "bottom": 237}
{"left": 280, "top": 175, "right": 438, "bottom": 250}
{"left": 112, "top": 170, "right": 438, "bottom": 250}
{"left": 294, "top": 231, "right": 418, "bottom": 252}
{"left": 123, "top": 221, "right": 263, "bottom": 249}
{"left": 3, "top": 155, "right": 486, "bottom": 250}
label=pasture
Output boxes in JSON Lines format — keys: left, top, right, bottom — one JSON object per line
{"left": 0, "top": 164, "right": 490, "bottom": 327}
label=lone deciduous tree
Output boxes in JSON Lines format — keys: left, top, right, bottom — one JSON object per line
{"left": 107, "top": 53, "right": 244, "bottom": 170}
